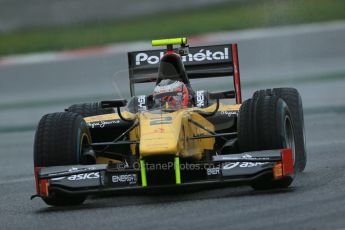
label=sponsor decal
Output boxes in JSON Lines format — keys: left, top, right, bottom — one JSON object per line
{"left": 135, "top": 48, "right": 229, "bottom": 66}
{"left": 67, "top": 172, "right": 100, "bottom": 181}
{"left": 221, "top": 154, "right": 270, "bottom": 161}
{"left": 137, "top": 95, "right": 147, "bottom": 110}
{"left": 223, "top": 162, "right": 240, "bottom": 170}
{"left": 150, "top": 116, "right": 173, "bottom": 125}
{"left": 207, "top": 167, "right": 220, "bottom": 176}
{"left": 68, "top": 167, "right": 96, "bottom": 172}
{"left": 136, "top": 52, "right": 164, "bottom": 65}
{"left": 223, "top": 162, "right": 267, "bottom": 170}
{"left": 88, "top": 120, "right": 120, "bottom": 128}
{"left": 221, "top": 157, "right": 244, "bottom": 161}
{"left": 220, "top": 110, "right": 237, "bottom": 117}
{"left": 196, "top": 90, "right": 205, "bottom": 108}
{"left": 153, "top": 81, "right": 183, "bottom": 95}
{"left": 50, "top": 177, "right": 66, "bottom": 181}
{"left": 238, "top": 162, "right": 267, "bottom": 167}
{"left": 112, "top": 174, "right": 137, "bottom": 185}
{"left": 47, "top": 172, "right": 68, "bottom": 177}
{"left": 47, "top": 166, "right": 97, "bottom": 177}
{"left": 242, "top": 154, "right": 253, "bottom": 159}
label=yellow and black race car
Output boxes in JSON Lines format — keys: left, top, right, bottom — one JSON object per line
{"left": 32, "top": 38, "right": 307, "bottom": 206}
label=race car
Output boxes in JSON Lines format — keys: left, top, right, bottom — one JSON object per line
{"left": 32, "top": 37, "right": 307, "bottom": 206}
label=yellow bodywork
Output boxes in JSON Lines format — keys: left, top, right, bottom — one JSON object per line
{"left": 84, "top": 103, "right": 241, "bottom": 161}
{"left": 84, "top": 111, "right": 133, "bottom": 123}
{"left": 137, "top": 110, "right": 214, "bottom": 160}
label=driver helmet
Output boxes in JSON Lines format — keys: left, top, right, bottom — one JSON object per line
{"left": 153, "top": 79, "right": 189, "bottom": 108}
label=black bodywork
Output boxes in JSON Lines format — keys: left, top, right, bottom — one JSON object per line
{"left": 36, "top": 150, "right": 291, "bottom": 197}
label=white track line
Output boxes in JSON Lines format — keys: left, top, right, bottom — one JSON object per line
{"left": 1, "top": 20, "right": 345, "bottom": 68}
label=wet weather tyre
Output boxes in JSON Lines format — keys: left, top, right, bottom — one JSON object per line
{"left": 34, "top": 112, "right": 91, "bottom": 206}
{"left": 253, "top": 88, "right": 306, "bottom": 172}
{"left": 238, "top": 98, "right": 256, "bottom": 152}
{"left": 271, "top": 88, "right": 306, "bottom": 172}
{"left": 251, "top": 95, "right": 296, "bottom": 190}
{"left": 67, "top": 102, "right": 113, "bottom": 117}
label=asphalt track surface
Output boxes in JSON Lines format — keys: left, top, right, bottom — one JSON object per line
{"left": 1, "top": 23, "right": 345, "bottom": 229}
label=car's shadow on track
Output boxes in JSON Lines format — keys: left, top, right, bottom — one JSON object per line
{"left": 35, "top": 185, "right": 295, "bottom": 213}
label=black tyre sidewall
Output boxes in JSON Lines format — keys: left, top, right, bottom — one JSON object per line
{"left": 34, "top": 112, "right": 91, "bottom": 206}
{"left": 34, "top": 112, "right": 91, "bottom": 167}
{"left": 238, "top": 99, "right": 254, "bottom": 152}
{"left": 273, "top": 88, "right": 306, "bottom": 172}
{"left": 251, "top": 96, "right": 295, "bottom": 189}
{"left": 253, "top": 88, "right": 306, "bottom": 172}
{"left": 67, "top": 102, "right": 113, "bottom": 117}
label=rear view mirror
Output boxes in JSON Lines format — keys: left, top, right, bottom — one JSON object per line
{"left": 209, "top": 90, "right": 236, "bottom": 100}
{"left": 101, "top": 99, "right": 127, "bottom": 108}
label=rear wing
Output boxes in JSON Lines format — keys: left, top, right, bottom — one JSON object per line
{"left": 127, "top": 44, "right": 242, "bottom": 103}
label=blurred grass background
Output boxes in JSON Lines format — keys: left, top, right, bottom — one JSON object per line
{"left": 1, "top": 0, "right": 345, "bottom": 56}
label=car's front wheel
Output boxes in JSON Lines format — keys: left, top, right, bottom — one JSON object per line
{"left": 252, "top": 88, "right": 306, "bottom": 172}
{"left": 34, "top": 112, "right": 91, "bottom": 206}
{"left": 238, "top": 94, "right": 297, "bottom": 190}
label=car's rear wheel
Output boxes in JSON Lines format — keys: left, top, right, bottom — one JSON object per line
{"left": 34, "top": 112, "right": 91, "bottom": 206}
{"left": 237, "top": 98, "right": 256, "bottom": 152}
{"left": 253, "top": 88, "right": 306, "bottom": 172}
{"left": 238, "top": 95, "right": 297, "bottom": 190}
{"left": 66, "top": 102, "right": 113, "bottom": 117}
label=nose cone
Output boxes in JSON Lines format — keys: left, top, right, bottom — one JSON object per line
{"left": 139, "top": 112, "right": 182, "bottom": 157}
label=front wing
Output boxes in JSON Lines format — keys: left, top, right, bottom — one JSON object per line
{"left": 33, "top": 149, "right": 293, "bottom": 198}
